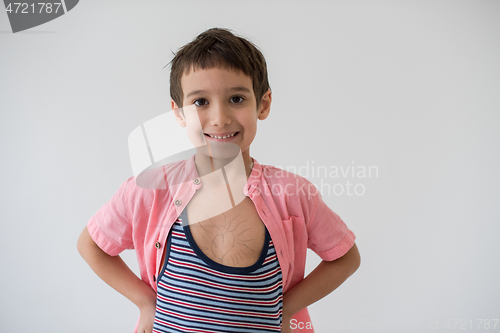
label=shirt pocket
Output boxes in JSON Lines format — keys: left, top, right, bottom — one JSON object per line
{"left": 281, "top": 216, "right": 307, "bottom": 273}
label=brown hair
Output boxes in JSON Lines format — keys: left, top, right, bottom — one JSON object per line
{"left": 167, "top": 28, "right": 270, "bottom": 109}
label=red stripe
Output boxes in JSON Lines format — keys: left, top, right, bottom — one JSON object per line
{"left": 170, "top": 244, "right": 196, "bottom": 255}
{"left": 156, "top": 297, "right": 282, "bottom": 319}
{"left": 153, "top": 318, "right": 222, "bottom": 333}
{"left": 157, "top": 284, "right": 282, "bottom": 306}
{"left": 155, "top": 310, "right": 281, "bottom": 331}
{"left": 166, "top": 270, "right": 281, "bottom": 293}
{"left": 168, "top": 257, "right": 281, "bottom": 281}
{"left": 171, "top": 230, "right": 184, "bottom": 238}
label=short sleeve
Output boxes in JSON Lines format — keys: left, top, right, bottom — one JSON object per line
{"left": 87, "top": 177, "right": 135, "bottom": 256}
{"left": 306, "top": 188, "right": 356, "bottom": 261}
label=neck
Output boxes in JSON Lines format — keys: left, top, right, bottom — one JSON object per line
{"left": 193, "top": 150, "right": 253, "bottom": 209}
{"left": 194, "top": 151, "right": 254, "bottom": 180}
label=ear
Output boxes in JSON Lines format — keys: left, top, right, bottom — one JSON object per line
{"left": 257, "top": 89, "right": 272, "bottom": 121}
{"left": 172, "top": 99, "right": 186, "bottom": 127}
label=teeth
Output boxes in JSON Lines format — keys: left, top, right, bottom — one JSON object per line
{"left": 208, "top": 133, "right": 236, "bottom": 139}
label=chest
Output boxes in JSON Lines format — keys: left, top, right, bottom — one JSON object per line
{"left": 185, "top": 196, "right": 265, "bottom": 267}
{"left": 160, "top": 196, "right": 266, "bottom": 271}
{"left": 153, "top": 220, "right": 283, "bottom": 333}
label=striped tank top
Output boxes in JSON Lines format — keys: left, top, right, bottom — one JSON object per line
{"left": 153, "top": 209, "right": 283, "bottom": 333}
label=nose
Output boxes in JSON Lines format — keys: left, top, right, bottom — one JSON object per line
{"left": 209, "top": 102, "right": 231, "bottom": 127}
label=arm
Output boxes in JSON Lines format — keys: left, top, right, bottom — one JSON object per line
{"left": 77, "top": 226, "right": 157, "bottom": 332}
{"left": 282, "top": 242, "right": 361, "bottom": 332}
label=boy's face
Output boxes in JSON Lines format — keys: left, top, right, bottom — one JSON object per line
{"left": 172, "top": 67, "right": 271, "bottom": 163}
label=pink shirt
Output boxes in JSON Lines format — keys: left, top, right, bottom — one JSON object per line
{"left": 87, "top": 155, "right": 356, "bottom": 333}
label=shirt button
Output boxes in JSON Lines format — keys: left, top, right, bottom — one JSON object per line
{"left": 193, "top": 178, "right": 201, "bottom": 185}
{"left": 155, "top": 242, "right": 161, "bottom": 249}
{"left": 174, "top": 199, "right": 181, "bottom": 206}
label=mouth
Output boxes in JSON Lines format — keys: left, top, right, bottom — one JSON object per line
{"left": 204, "top": 132, "right": 239, "bottom": 141}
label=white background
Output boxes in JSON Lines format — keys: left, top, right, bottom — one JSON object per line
{"left": 1, "top": 1, "right": 499, "bottom": 332}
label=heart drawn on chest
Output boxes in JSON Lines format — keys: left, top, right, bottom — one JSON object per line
{"left": 211, "top": 232, "right": 235, "bottom": 261}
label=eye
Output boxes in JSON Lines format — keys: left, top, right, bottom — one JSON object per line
{"left": 230, "top": 95, "right": 245, "bottom": 104}
{"left": 193, "top": 98, "right": 208, "bottom": 107}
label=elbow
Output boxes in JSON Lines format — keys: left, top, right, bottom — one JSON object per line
{"left": 352, "top": 251, "right": 361, "bottom": 274}
{"left": 347, "top": 243, "right": 361, "bottom": 276}
{"left": 77, "top": 226, "right": 94, "bottom": 258}
{"left": 77, "top": 229, "right": 86, "bottom": 257}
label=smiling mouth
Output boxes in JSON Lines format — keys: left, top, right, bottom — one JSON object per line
{"left": 204, "top": 132, "right": 239, "bottom": 139}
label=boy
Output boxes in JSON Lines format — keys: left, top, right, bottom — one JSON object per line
{"left": 77, "top": 28, "right": 360, "bottom": 333}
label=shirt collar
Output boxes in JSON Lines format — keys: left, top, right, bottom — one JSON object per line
{"left": 244, "top": 157, "right": 261, "bottom": 196}
{"left": 184, "top": 154, "right": 201, "bottom": 187}
{"left": 182, "top": 154, "right": 262, "bottom": 196}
